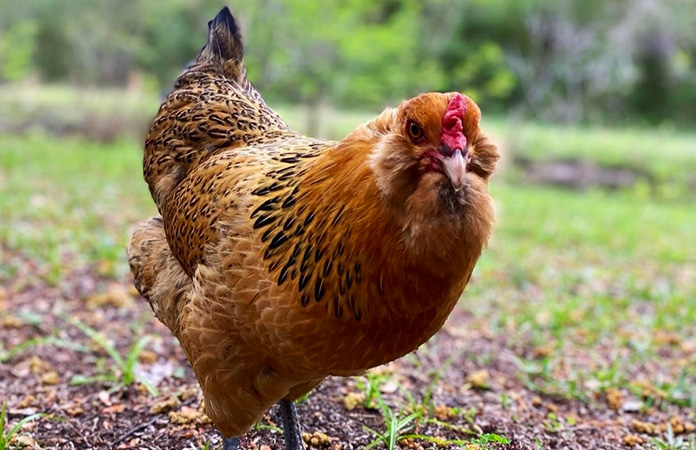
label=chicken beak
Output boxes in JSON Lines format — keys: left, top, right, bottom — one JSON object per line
{"left": 441, "top": 149, "right": 467, "bottom": 192}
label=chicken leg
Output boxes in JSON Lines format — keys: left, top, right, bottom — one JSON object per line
{"left": 278, "top": 399, "right": 305, "bottom": 450}
{"left": 220, "top": 400, "right": 303, "bottom": 450}
{"left": 223, "top": 437, "right": 239, "bottom": 450}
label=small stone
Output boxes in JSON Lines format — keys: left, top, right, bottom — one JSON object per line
{"left": 98, "top": 391, "right": 111, "bottom": 405}
{"left": 380, "top": 380, "right": 398, "bottom": 394}
{"left": 621, "top": 399, "right": 643, "bottom": 412}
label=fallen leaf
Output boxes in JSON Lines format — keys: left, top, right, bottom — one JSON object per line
{"left": 98, "top": 390, "right": 111, "bottom": 406}
{"left": 101, "top": 404, "right": 126, "bottom": 414}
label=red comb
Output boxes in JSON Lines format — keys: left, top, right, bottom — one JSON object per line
{"left": 441, "top": 94, "right": 467, "bottom": 152}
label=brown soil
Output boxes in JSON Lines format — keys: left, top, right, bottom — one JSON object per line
{"left": 1, "top": 271, "right": 691, "bottom": 450}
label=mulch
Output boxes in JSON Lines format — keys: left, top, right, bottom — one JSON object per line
{"left": 1, "top": 269, "right": 693, "bottom": 450}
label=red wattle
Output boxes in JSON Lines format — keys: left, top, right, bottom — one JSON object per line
{"left": 441, "top": 94, "right": 467, "bottom": 152}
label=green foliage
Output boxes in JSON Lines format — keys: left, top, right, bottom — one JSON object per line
{"left": 397, "top": 349, "right": 464, "bottom": 423}
{"left": 0, "top": 20, "right": 37, "bottom": 82}
{"left": 1, "top": 0, "right": 694, "bottom": 124}
{"left": 363, "top": 400, "right": 419, "bottom": 450}
{"left": 0, "top": 404, "right": 46, "bottom": 450}
{"left": 363, "top": 393, "right": 511, "bottom": 449}
{"left": 66, "top": 317, "right": 159, "bottom": 396}
{"left": 650, "top": 427, "right": 696, "bottom": 450}
{"left": 0, "top": 334, "right": 87, "bottom": 364}
{"left": 356, "top": 372, "right": 390, "bottom": 409}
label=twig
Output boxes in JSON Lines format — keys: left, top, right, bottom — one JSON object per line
{"left": 112, "top": 417, "right": 158, "bottom": 447}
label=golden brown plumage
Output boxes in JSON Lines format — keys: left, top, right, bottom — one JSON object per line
{"left": 128, "top": 6, "right": 499, "bottom": 443}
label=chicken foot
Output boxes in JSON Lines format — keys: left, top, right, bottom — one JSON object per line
{"left": 222, "top": 437, "right": 239, "bottom": 450}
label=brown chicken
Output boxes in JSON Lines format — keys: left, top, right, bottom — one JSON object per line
{"left": 127, "top": 6, "right": 499, "bottom": 450}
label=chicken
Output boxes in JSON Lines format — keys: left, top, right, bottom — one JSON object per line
{"left": 127, "top": 6, "right": 499, "bottom": 450}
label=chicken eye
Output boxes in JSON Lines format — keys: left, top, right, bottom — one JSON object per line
{"left": 407, "top": 121, "right": 423, "bottom": 142}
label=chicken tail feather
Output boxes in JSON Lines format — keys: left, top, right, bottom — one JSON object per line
{"left": 196, "top": 6, "right": 245, "bottom": 82}
{"left": 127, "top": 217, "right": 191, "bottom": 336}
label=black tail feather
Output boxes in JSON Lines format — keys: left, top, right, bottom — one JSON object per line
{"left": 198, "top": 6, "right": 244, "bottom": 66}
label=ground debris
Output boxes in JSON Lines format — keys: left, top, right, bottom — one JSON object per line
{"left": 302, "top": 431, "right": 334, "bottom": 447}
{"left": 623, "top": 434, "right": 645, "bottom": 446}
{"left": 341, "top": 392, "right": 364, "bottom": 411}
{"left": 465, "top": 369, "right": 490, "bottom": 389}
{"left": 151, "top": 395, "right": 182, "bottom": 414}
{"left": 630, "top": 415, "right": 696, "bottom": 436}
{"left": 40, "top": 370, "right": 59, "bottom": 385}
{"left": 606, "top": 387, "right": 623, "bottom": 411}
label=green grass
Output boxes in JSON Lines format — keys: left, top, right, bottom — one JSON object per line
{"left": 461, "top": 183, "right": 696, "bottom": 405}
{"left": 0, "top": 403, "right": 46, "bottom": 450}
{"left": 0, "top": 133, "right": 155, "bottom": 283}
{"left": 66, "top": 317, "right": 159, "bottom": 396}
{"left": 489, "top": 119, "right": 696, "bottom": 196}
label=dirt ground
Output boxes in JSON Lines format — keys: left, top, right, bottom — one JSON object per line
{"left": 2, "top": 265, "right": 693, "bottom": 450}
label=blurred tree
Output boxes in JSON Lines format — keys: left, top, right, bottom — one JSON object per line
{"left": 0, "top": 20, "right": 37, "bottom": 82}
{"left": 0, "top": 0, "right": 694, "bottom": 125}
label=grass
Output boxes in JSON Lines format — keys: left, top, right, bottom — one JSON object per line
{"left": 0, "top": 133, "right": 155, "bottom": 284}
{"left": 66, "top": 317, "right": 159, "bottom": 396}
{"left": 362, "top": 402, "right": 419, "bottom": 450}
{"left": 459, "top": 183, "right": 696, "bottom": 408}
{"left": 651, "top": 427, "right": 696, "bottom": 450}
{"left": 494, "top": 118, "right": 696, "bottom": 195}
{"left": 0, "top": 403, "right": 46, "bottom": 450}
{"left": 363, "top": 392, "right": 511, "bottom": 450}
